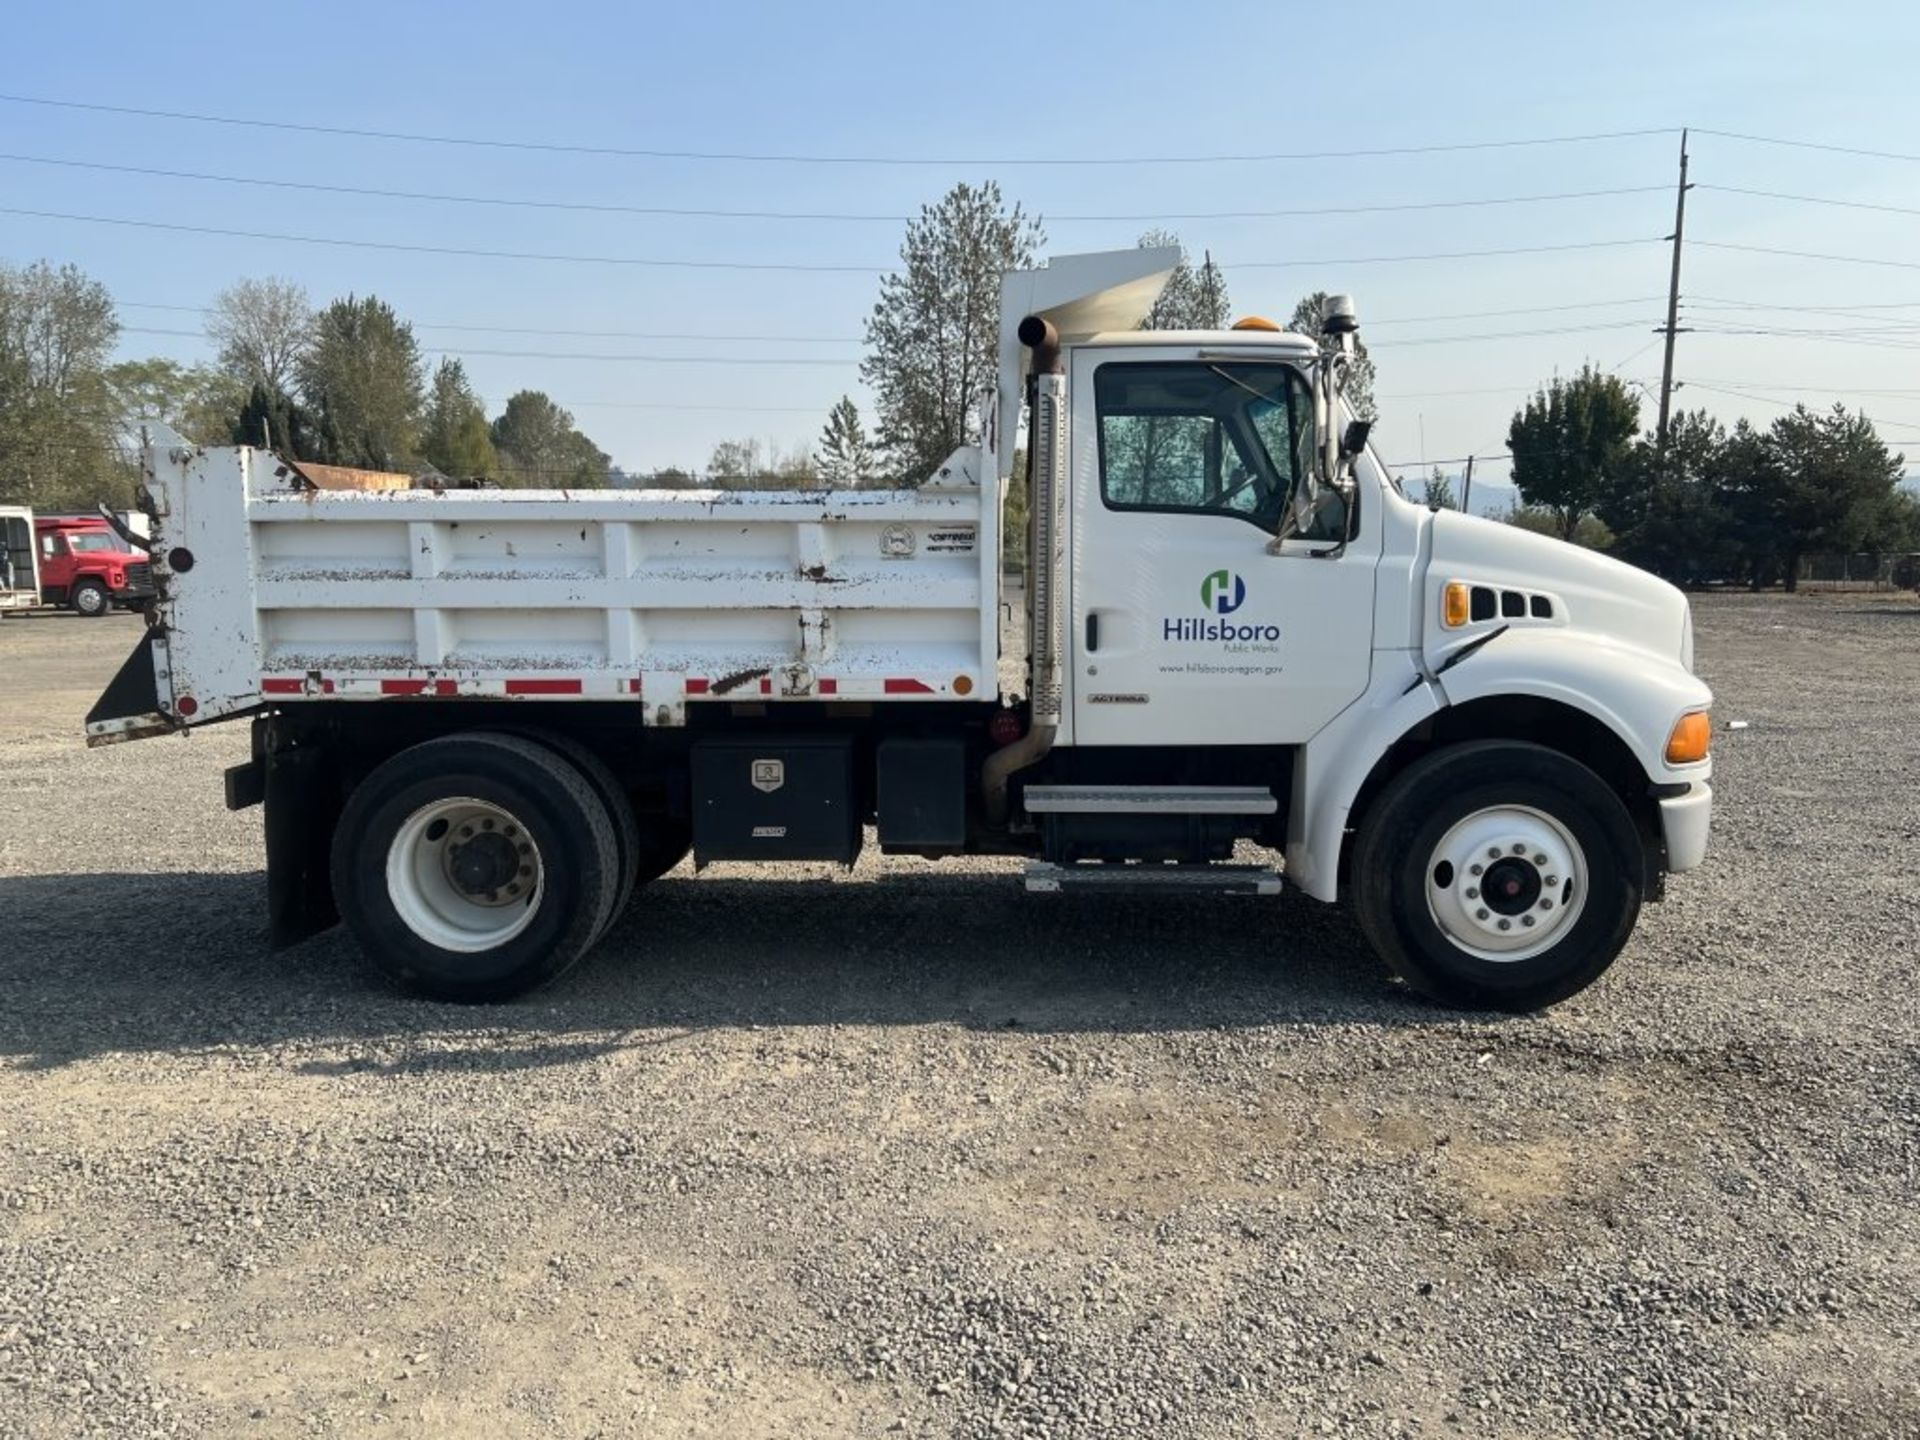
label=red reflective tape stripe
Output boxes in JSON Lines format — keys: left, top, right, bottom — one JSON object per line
{"left": 261, "top": 678, "right": 301, "bottom": 694}
{"left": 627, "top": 678, "right": 643, "bottom": 693}
{"left": 818, "top": 678, "right": 838, "bottom": 695}
{"left": 380, "top": 679, "right": 427, "bottom": 696}
{"left": 685, "top": 678, "right": 710, "bottom": 695}
{"left": 883, "top": 678, "right": 935, "bottom": 694}
{"left": 759, "top": 677, "right": 772, "bottom": 695}
{"left": 319, "top": 678, "right": 336, "bottom": 694}
{"left": 504, "top": 679, "right": 582, "bottom": 695}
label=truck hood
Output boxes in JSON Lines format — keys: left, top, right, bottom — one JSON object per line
{"left": 1427, "top": 510, "right": 1692, "bottom": 667}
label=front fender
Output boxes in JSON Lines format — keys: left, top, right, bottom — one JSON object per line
{"left": 1287, "top": 632, "right": 1711, "bottom": 903}
{"left": 1432, "top": 628, "right": 1712, "bottom": 786}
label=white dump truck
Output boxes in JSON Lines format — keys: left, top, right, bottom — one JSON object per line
{"left": 86, "top": 248, "right": 1713, "bottom": 1010}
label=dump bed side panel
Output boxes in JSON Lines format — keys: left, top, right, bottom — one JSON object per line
{"left": 97, "top": 443, "right": 997, "bottom": 741}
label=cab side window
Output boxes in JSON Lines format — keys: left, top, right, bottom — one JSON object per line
{"left": 1095, "top": 362, "right": 1312, "bottom": 533}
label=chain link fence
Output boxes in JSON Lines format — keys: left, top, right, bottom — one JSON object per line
{"left": 1795, "top": 553, "right": 1920, "bottom": 591}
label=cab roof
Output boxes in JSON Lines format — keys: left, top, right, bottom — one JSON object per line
{"left": 1074, "top": 328, "right": 1320, "bottom": 353}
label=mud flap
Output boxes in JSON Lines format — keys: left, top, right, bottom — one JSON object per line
{"left": 84, "top": 632, "right": 176, "bottom": 745}
{"left": 265, "top": 744, "right": 344, "bottom": 949}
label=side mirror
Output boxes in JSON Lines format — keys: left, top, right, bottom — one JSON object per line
{"left": 1340, "top": 419, "right": 1372, "bottom": 459}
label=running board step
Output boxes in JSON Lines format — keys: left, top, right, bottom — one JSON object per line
{"left": 1021, "top": 784, "right": 1277, "bottom": 815}
{"left": 1024, "top": 862, "right": 1285, "bottom": 896}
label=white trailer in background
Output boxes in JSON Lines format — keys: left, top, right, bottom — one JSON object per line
{"left": 88, "top": 249, "right": 1714, "bottom": 1010}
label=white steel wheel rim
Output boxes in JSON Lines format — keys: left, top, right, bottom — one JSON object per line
{"left": 1424, "top": 804, "right": 1587, "bottom": 963}
{"left": 385, "top": 797, "right": 545, "bottom": 953}
{"left": 76, "top": 586, "right": 106, "bottom": 614}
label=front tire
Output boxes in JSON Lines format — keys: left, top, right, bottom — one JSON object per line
{"left": 71, "top": 580, "right": 109, "bottom": 617}
{"left": 331, "top": 731, "right": 622, "bottom": 1002}
{"left": 1351, "top": 741, "right": 1644, "bottom": 1011}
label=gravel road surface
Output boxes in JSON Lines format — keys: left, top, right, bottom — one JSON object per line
{"left": 2, "top": 595, "right": 1916, "bottom": 1438}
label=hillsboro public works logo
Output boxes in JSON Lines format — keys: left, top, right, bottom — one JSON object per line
{"left": 1201, "top": 569, "right": 1247, "bottom": 615}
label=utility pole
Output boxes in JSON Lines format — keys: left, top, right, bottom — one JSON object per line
{"left": 1461, "top": 454, "right": 1475, "bottom": 515}
{"left": 1656, "top": 129, "right": 1692, "bottom": 455}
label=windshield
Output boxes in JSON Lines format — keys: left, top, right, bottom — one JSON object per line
{"left": 63, "top": 531, "right": 127, "bottom": 553}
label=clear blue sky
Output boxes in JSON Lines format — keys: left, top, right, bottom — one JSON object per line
{"left": 5, "top": 0, "right": 1919, "bottom": 488}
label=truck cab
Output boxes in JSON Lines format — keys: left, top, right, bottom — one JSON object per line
{"left": 33, "top": 514, "right": 154, "bottom": 616}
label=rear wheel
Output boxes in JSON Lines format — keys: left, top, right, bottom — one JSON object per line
{"left": 70, "top": 580, "right": 109, "bottom": 617}
{"left": 331, "top": 731, "right": 621, "bottom": 1002}
{"left": 1351, "top": 741, "right": 1643, "bottom": 1011}
{"left": 508, "top": 729, "right": 641, "bottom": 938}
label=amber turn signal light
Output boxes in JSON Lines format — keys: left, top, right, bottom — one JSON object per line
{"left": 1665, "top": 711, "right": 1711, "bottom": 765}
{"left": 1442, "top": 581, "right": 1471, "bottom": 628}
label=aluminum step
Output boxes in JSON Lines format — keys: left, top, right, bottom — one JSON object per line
{"left": 1021, "top": 784, "right": 1278, "bottom": 816}
{"left": 1024, "top": 862, "right": 1285, "bottom": 896}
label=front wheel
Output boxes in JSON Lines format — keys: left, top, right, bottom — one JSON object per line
{"left": 1350, "top": 741, "right": 1644, "bottom": 1011}
{"left": 70, "top": 580, "right": 109, "bottom": 617}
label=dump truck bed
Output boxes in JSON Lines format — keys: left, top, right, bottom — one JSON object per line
{"left": 88, "top": 443, "right": 1000, "bottom": 744}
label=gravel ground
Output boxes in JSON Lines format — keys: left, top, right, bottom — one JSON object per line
{"left": 1, "top": 594, "right": 1917, "bottom": 1439}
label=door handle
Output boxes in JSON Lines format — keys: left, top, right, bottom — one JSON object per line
{"left": 1085, "top": 613, "right": 1099, "bottom": 652}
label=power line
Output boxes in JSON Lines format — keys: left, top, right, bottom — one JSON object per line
{"left": 0, "top": 206, "right": 889, "bottom": 273}
{"left": 1693, "top": 239, "right": 1920, "bottom": 273}
{"left": 117, "top": 301, "right": 863, "bottom": 344}
{"left": 1368, "top": 296, "right": 1662, "bottom": 326}
{"left": 0, "top": 152, "right": 1675, "bottom": 223}
{"left": 1696, "top": 183, "right": 1920, "bottom": 221}
{"left": 1693, "top": 128, "right": 1920, "bottom": 165}
{"left": 116, "top": 325, "right": 863, "bottom": 364}
{"left": 4, "top": 204, "right": 1660, "bottom": 274}
{"left": 1369, "top": 319, "right": 1652, "bottom": 348}
{"left": 0, "top": 93, "right": 1678, "bottom": 166}
{"left": 1223, "top": 238, "right": 1659, "bottom": 270}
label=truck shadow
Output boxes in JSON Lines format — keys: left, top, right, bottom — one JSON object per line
{"left": 0, "top": 867, "right": 1483, "bottom": 1070}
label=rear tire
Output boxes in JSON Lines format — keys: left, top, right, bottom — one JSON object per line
{"left": 1350, "top": 741, "right": 1643, "bottom": 1011}
{"left": 507, "top": 729, "right": 641, "bottom": 939}
{"left": 71, "top": 580, "right": 109, "bottom": 617}
{"left": 331, "top": 731, "right": 621, "bottom": 1002}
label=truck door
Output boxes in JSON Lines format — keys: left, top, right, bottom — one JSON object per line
{"left": 1067, "top": 347, "right": 1379, "bottom": 746}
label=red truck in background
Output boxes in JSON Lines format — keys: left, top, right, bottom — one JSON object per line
{"left": 28, "top": 514, "right": 154, "bottom": 617}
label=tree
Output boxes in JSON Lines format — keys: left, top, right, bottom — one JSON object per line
{"left": 208, "top": 278, "right": 311, "bottom": 394}
{"left": 296, "top": 295, "right": 424, "bottom": 470}
{"left": 489, "top": 390, "right": 609, "bottom": 487}
{"left": 1506, "top": 366, "right": 1640, "bottom": 542}
{"left": 105, "top": 357, "right": 243, "bottom": 446}
{"left": 0, "top": 260, "right": 125, "bottom": 508}
{"left": 419, "top": 359, "right": 497, "bottom": 478}
{"left": 708, "top": 437, "right": 817, "bottom": 489}
{"left": 862, "top": 182, "right": 1043, "bottom": 483}
{"left": 1742, "top": 405, "right": 1906, "bottom": 592}
{"left": 1598, "top": 410, "right": 1739, "bottom": 585}
{"left": 231, "top": 381, "right": 315, "bottom": 458}
{"left": 1421, "top": 468, "right": 1456, "bottom": 510}
{"left": 815, "top": 396, "right": 875, "bottom": 487}
{"left": 1289, "top": 291, "right": 1376, "bottom": 420}
{"left": 1138, "top": 230, "right": 1230, "bottom": 331}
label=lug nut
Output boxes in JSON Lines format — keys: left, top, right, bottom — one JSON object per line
{"left": 1469, "top": 863, "right": 1484, "bottom": 876}
{"left": 459, "top": 824, "right": 474, "bottom": 837}
{"left": 1497, "top": 918, "right": 1512, "bottom": 931}
{"left": 1534, "top": 853, "right": 1548, "bottom": 866}
{"left": 1511, "top": 843, "right": 1527, "bottom": 855}
{"left": 1521, "top": 915, "right": 1536, "bottom": 928}
{"left": 1488, "top": 847, "right": 1502, "bottom": 860}
{"left": 1540, "top": 898, "right": 1554, "bottom": 911}
{"left": 1465, "top": 886, "right": 1479, "bottom": 899}
{"left": 1475, "top": 908, "right": 1490, "bottom": 921}
{"left": 1545, "top": 876, "right": 1559, "bottom": 887}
